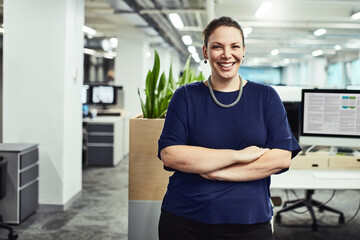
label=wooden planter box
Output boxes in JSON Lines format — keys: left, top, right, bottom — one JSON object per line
{"left": 129, "top": 114, "right": 172, "bottom": 201}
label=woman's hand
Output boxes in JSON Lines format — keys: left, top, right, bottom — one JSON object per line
{"left": 235, "top": 146, "right": 269, "bottom": 163}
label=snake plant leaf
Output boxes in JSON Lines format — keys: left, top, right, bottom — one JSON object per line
{"left": 158, "top": 72, "right": 167, "bottom": 99}
{"left": 137, "top": 88, "right": 147, "bottom": 118}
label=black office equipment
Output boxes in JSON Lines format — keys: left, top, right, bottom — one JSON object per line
{"left": 0, "top": 144, "right": 39, "bottom": 225}
{"left": 274, "top": 88, "right": 360, "bottom": 231}
{"left": 91, "top": 85, "right": 117, "bottom": 109}
{"left": 0, "top": 157, "right": 18, "bottom": 240}
{"left": 283, "top": 101, "right": 301, "bottom": 141}
{"left": 301, "top": 88, "right": 360, "bottom": 139}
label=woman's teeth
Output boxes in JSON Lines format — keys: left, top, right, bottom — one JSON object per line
{"left": 219, "top": 63, "right": 233, "bottom": 67}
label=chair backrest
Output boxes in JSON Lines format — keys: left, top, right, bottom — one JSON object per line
{"left": 0, "top": 156, "right": 8, "bottom": 200}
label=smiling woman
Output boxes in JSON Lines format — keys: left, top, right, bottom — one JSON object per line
{"left": 157, "top": 16, "right": 301, "bottom": 240}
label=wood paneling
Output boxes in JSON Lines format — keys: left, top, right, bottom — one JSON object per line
{"left": 129, "top": 115, "right": 172, "bottom": 201}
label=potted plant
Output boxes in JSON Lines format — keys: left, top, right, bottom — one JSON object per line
{"left": 128, "top": 50, "right": 204, "bottom": 239}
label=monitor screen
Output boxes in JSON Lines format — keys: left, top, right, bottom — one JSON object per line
{"left": 82, "top": 85, "right": 90, "bottom": 104}
{"left": 302, "top": 89, "right": 360, "bottom": 138}
{"left": 91, "top": 86, "right": 116, "bottom": 104}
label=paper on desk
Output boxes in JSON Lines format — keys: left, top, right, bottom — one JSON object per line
{"left": 313, "top": 172, "right": 360, "bottom": 179}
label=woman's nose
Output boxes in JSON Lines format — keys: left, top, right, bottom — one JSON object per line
{"left": 222, "top": 47, "right": 232, "bottom": 58}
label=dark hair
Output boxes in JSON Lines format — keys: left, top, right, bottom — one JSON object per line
{"left": 202, "top": 16, "right": 244, "bottom": 48}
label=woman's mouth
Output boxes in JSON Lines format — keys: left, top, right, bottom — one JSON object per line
{"left": 218, "top": 62, "right": 235, "bottom": 69}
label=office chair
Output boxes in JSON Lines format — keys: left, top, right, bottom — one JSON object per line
{"left": 0, "top": 157, "right": 18, "bottom": 240}
{"left": 274, "top": 189, "right": 345, "bottom": 232}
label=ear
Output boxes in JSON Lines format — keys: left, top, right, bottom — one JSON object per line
{"left": 202, "top": 45, "right": 208, "bottom": 59}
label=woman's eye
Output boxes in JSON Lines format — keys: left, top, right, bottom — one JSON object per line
{"left": 212, "top": 46, "right": 221, "bottom": 49}
{"left": 232, "top": 45, "right": 240, "bottom": 48}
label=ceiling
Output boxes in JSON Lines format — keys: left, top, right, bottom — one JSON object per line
{"left": 85, "top": 0, "right": 360, "bottom": 67}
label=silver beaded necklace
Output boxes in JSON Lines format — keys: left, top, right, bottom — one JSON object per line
{"left": 207, "top": 75, "right": 243, "bottom": 108}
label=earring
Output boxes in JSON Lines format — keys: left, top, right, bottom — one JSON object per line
{"left": 204, "top": 59, "right": 207, "bottom": 64}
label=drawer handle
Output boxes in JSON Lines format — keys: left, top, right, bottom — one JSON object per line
{"left": 312, "top": 164, "right": 319, "bottom": 167}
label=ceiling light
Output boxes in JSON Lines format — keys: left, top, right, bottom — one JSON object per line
{"left": 312, "top": 50, "right": 323, "bottom": 57}
{"left": 351, "top": 11, "right": 360, "bottom": 20}
{"left": 243, "top": 27, "right": 252, "bottom": 38}
{"left": 314, "top": 28, "right": 326, "bottom": 36}
{"left": 255, "top": 2, "right": 272, "bottom": 18}
{"left": 182, "top": 35, "right": 192, "bottom": 45}
{"left": 271, "top": 49, "right": 279, "bottom": 55}
{"left": 110, "top": 38, "right": 118, "bottom": 48}
{"left": 169, "top": 13, "right": 184, "bottom": 29}
{"left": 82, "top": 26, "right": 96, "bottom": 35}
{"left": 146, "top": 51, "right": 151, "bottom": 58}
{"left": 83, "top": 48, "right": 95, "bottom": 55}
{"left": 188, "top": 46, "right": 196, "bottom": 54}
{"left": 334, "top": 45, "right": 342, "bottom": 50}
{"left": 284, "top": 58, "right": 290, "bottom": 64}
{"left": 192, "top": 53, "right": 200, "bottom": 63}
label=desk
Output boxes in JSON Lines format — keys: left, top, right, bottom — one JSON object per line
{"left": 270, "top": 149, "right": 360, "bottom": 231}
{"left": 83, "top": 110, "right": 129, "bottom": 166}
{"left": 271, "top": 170, "right": 360, "bottom": 190}
{"left": 0, "top": 143, "right": 39, "bottom": 224}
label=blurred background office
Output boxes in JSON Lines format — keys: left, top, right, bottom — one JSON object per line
{"left": 0, "top": 0, "right": 359, "bottom": 240}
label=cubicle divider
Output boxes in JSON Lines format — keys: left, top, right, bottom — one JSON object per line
{"left": 128, "top": 116, "right": 171, "bottom": 240}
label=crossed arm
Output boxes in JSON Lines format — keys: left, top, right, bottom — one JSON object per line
{"left": 160, "top": 145, "right": 291, "bottom": 182}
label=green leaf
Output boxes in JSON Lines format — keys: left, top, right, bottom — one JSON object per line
{"left": 137, "top": 88, "right": 147, "bottom": 118}
{"left": 158, "top": 72, "right": 167, "bottom": 99}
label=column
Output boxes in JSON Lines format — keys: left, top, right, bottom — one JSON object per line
{"left": 3, "top": 0, "right": 84, "bottom": 208}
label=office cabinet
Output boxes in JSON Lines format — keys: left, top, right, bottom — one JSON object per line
{"left": 83, "top": 115, "right": 128, "bottom": 166}
{"left": 0, "top": 143, "right": 39, "bottom": 224}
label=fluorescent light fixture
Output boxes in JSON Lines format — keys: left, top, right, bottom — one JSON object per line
{"left": 334, "top": 45, "right": 342, "bottom": 50}
{"left": 255, "top": 2, "right": 272, "bottom": 18}
{"left": 146, "top": 51, "right": 151, "bottom": 58}
{"left": 314, "top": 28, "right": 326, "bottom": 36}
{"left": 169, "top": 13, "right": 184, "bottom": 29}
{"left": 0, "top": 28, "right": 4, "bottom": 34}
{"left": 284, "top": 58, "right": 290, "bottom": 64}
{"left": 272, "top": 63, "right": 279, "bottom": 68}
{"left": 188, "top": 46, "right": 196, "bottom": 54}
{"left": 312, "top": 50, "right": 323, "bottom": 57}
{"left": 82, "top": 26, "right": 96, "bottom": 35}
{"left": 192, "top": 53, "right": 200, "bottom": 63}
{"left": 351, "top": 11, "right": 360, "bottom": 20}
{"left": 110, "top": 38, "right": 118, "bottom": 48}
{"left": 182, "top": 35, "right": 192, "bottom": 45}
{"left": 271, "top": 49, "right": 279, "bottom": 55}
{"left": 243, "top": 27, "right": 252, "bottom": 38}
{"left": 254, "top": 58, "right": 259, "bottom": 63}
{"left": 83, "top": 48, "right": 96, "bottom": 55}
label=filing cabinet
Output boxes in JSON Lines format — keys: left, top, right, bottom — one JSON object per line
{"left": 0, "top": 143, "right": 39, "bottom": 224}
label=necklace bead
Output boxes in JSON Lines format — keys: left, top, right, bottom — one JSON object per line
{"left": 207, "top": 75, "right": 243, "bottom": 108}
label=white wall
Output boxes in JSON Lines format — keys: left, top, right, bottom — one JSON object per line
{"left": 3, "top": 0, "right": 83, "bottom": 206}
{"left": 114, "top": 26, "right": 149, "bottom": 117}
{"left": 148, "top": 47, "right": 182, "bottom": 81}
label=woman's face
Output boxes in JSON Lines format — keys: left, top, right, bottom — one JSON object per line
{"left": 203, "top": 26, "right": 245, "bottom": 81}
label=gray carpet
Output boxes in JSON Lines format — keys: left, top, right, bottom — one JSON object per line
{"left": 1, "top": 157, "right": 359, "bottom": 240}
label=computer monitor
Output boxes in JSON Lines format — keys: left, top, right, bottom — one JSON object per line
{"left": 82, "top": 85, "right": 90, "bottom": 104}
{"left": 283, "top": 102, "right": 301, "bottom": 141}
{"left": 300, "top": 89, "right": 360, "bottom": 147}
{"left": 91, "top": 85, "right": 117, "bottom": 108}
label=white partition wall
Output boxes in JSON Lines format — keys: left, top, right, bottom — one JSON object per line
{"left": 3, "top": 0, "right": 84, "bottom": 208}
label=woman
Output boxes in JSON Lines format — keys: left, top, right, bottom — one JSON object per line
{"left": 158, "top": 16, "right": 301, "bottom": 240}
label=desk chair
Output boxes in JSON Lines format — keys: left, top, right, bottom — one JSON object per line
{"left": 274, "top": 189, "right": 345, "bottom": 231}
{"left": 0, "top": 157, "right": 18, "bottom": 240}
